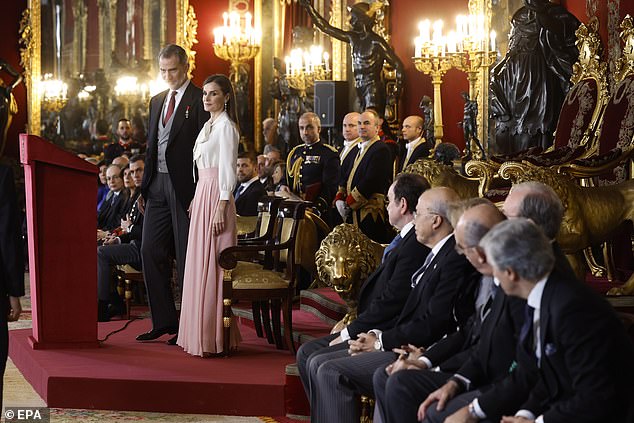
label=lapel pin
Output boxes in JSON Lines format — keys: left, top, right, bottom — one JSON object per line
{"left": 185, "top": 105, "right": 190, "bottom": 119}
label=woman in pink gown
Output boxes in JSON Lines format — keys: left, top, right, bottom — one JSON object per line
{"left": 177, "top": 74, "right": 241, "bottom": 357}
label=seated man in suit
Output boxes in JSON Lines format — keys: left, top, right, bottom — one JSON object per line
{"left": 373, "top": 200, "right": 525, "bottom": 423}
{"left": 422, "top": 219, "right": 634, "bottom": 423}
{"left": 234, "top": 151, "right": 266, "bottom": 216}
{"left": 308, "top": 187, "right": 479, "bottom": 423}
{"left": 398, "top": 115, "right": 431, "bottom": 173}
{"left": 97, "top": 164, "right": 129, "bottom": 231}
{"left": 502, "top": 181, "right": 574, "bottom": 275}
{"left": 96, "top": 156, "right": 145, "bottom": 321}
{"left": 297, "top": 172, "right": 431, "bottom": 403}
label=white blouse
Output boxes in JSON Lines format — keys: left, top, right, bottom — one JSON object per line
{"left": 192, "top": 111, "right": 239, "bottom": 201}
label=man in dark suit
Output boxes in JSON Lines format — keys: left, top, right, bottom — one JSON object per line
{"left": 335, "top": 109, "right": 393, "bottom": 243}
{"left": 398, "top": 115, "right": 431, "bottom": 173}
{"left": 0, "top": 165, "right": 25, "bottom": 410}
{"left": 97, "top": 156, "right": 145, "bottom": 321}
{"left": 297, "top": 172, "right": 431, "bottom": 405}
{"left": 97, "top": 164, "right": 129, "bottom": 231}
{"left": 332, "top": 112, "right": 360, "bottom": 225}
{"left": 234, "top": 152, "right": 266, "bottom": 216}
{"left": 373, "top": 201, "right": 525, "bottom": 423}
{"left": 309, "top": 187, "right": 479, "bottom": 423}
{"left": 137, "top": 44, "right": 208, "bottom": 343}
{"left": 423, "top": 219, "right": 634, "bottom": 423}
{"left": 502, "top": 181, "right": 575, "bottom": 276}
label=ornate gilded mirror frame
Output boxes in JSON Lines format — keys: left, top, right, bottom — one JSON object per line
{"left": 469, "top": 0, "right": 494, "bottom": 151}
{"left": 19, "top": 0, "right": 195, "bottom": 137}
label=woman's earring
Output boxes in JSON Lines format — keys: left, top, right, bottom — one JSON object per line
{"left": 224, "top": 101, "right": 228, "bottom": 111}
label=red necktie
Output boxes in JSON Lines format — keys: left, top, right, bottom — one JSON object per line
{"left": 163, "top": 91, "right": 177, "bottom": 126}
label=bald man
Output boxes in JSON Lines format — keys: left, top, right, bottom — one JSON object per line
{"left": 334, "top": 109, "right": 393, "bottom": 243}
{"left": 398, "top": 115, "right": 430, "bottom": 173}
{"left": 333, "top": 112, "right": 361, "bottom": 224}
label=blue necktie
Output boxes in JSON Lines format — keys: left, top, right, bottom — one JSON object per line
{"left": 382, "top": 234, "right": 402, "bottom": 262}
{"left": 234, "top": 184, "right": 245, "bottom": 200}
{"left": 520, "top": 304, "right": 535, "bottom": 358}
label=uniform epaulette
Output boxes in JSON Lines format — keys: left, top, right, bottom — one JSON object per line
{"left": 323, "top": 143, "right": 338, "bottom": 153}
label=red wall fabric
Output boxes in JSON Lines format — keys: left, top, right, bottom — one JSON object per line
{"left": 391, "top": 0, "right": 470, "bottom": 149}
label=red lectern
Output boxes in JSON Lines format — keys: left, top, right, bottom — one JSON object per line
{"left": 20, "top": 134, "right": 99, "bottom": 349}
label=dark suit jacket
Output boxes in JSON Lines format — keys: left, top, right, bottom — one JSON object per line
{"left": 0, "top": 165, "right": 24, "bottom": 299}
{"left": 451, "top": 292, "right": 526, "bottom": 386}
{"left": 141, "top": 82, "right": 208, "bottom": 211}
{"left": 479, "top": 270, "right": 634, "bottom": 422}
{"left": 347, "top": 140, "right": 392, "bottom": 202}
{"left": 380, "top": 235, "right": 480, "bottom": 351}
{"left": 338, "top": 142, "right": 360, "bottom": 189}
{"left": 234, "top": 181, "right": 266, "bottom": 217}
{"left": 97, "top": 190, "right": 129, "bottom": 231}
{"left": 346, "top": 228, "right": 430, "bottom": 339}
{"left": 398, "top": 140, "right": 431, "bottom": 172}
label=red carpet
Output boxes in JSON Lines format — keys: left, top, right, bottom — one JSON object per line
{"left": 9, "top": 316, "right": 326, "bottom": 416}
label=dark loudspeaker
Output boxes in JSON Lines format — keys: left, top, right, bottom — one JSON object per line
{"left": 314, "top": 81, "right": 349, "bottom": 128}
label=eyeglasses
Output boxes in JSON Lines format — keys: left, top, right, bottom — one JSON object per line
{"left": 413, "top": 209, "right": 440, "bottom": 220}
{"left": 106, "top": 175, "right": 122, "bottom": 181}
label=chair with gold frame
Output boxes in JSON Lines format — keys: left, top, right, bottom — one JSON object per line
{"left": 466, "top": 17, "right": 609, "bottom": 195}
{"left": 219, "top": 200, "right": 307, "bottom": 355}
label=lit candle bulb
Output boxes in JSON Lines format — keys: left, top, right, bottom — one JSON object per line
{"left": 223, "top": 12, "right": 228, "bottom": 28}
{"left": 245, "top": 12, "right": 252, "bottom": 30}
{"left": 323, "top": 52, "right": 330, "bottom": 72}
{"left": 490, "top": 30, "right": 496, "bottom": 51}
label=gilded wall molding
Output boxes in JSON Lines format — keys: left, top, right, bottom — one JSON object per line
{"left": 177, "top": 1, "right": 198, "bottom": 78}
{"left": 20, "top": 3, "right": 40, "bottom": 135}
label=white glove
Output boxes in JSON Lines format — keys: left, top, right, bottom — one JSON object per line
{"left": 335, "top": 200, "right": 349, "bottom": 220}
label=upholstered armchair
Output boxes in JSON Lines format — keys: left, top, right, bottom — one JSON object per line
{"left": 219, "top": 200, "right": 307, "bottom": 355}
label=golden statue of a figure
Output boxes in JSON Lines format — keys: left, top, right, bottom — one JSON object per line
{"left": 315, "top": 224, "right": 383, "bottom": 332}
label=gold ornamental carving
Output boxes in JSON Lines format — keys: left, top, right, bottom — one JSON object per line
{"left": 20, "top": 5, "right": 40, "bottom": 135}
{"left": 315, "top": 224, "right": 383, "bottom": 332}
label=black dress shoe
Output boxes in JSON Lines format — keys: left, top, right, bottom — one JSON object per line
{"left": 136, "top": 327, "right": 177, "bottom": 341}
{"left": 166, "top": 335, "right": 178, "bottom": 345}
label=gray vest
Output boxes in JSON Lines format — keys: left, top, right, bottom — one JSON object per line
{"left": 157, "top": 107, "right": 175, "bottom": 173}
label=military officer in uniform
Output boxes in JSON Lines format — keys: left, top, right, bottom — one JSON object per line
{"left": 285, "top": 112, "right": 339, "bottom": 217}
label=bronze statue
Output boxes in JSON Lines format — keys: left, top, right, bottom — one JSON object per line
{"left": 315, "top": 223, "right": 383, "bottom": 332}
{"left": 299, "top": 0, "right": 404, "bottom": 118}
{"left": 0, "top": 59, "right": 22, "bottom": 158}
{"left": 269, "top": 56, "right": 312, "bottom": 150}
{"left": 418, "top": 95, "right": 434, "bottom": 147}
{"left": 490, "top": 0, "right": 580, "bottom": 154}
{"left": 460, "top": 92, "right": 486, "bottom": 160}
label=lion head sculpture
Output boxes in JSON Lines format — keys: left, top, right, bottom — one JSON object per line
{"left": 315, "top": 223, "right": 383, "bottom": 329}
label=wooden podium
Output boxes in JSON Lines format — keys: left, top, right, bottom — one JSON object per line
{"left": 20, "top": 134, "right": 99, "bottom": 349}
